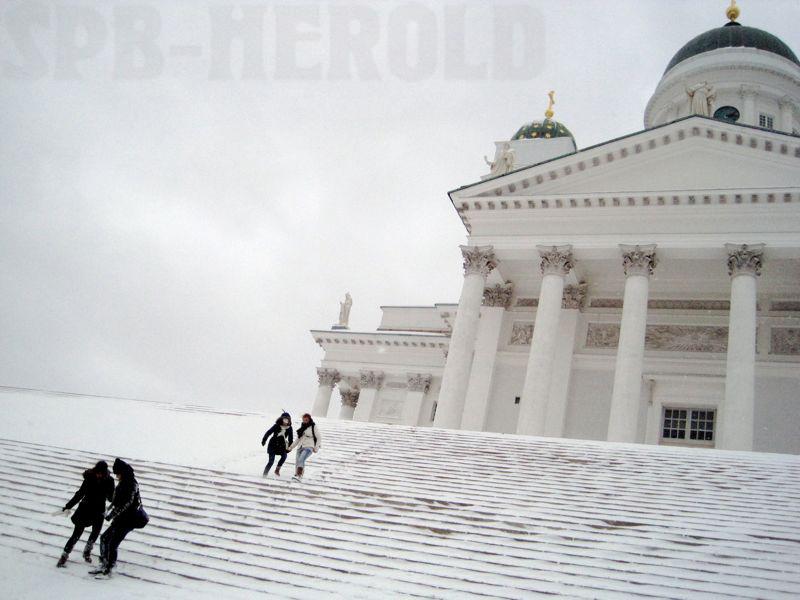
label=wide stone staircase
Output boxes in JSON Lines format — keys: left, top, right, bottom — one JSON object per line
{"left": 1, "top": 419, "right": 800, "bottom": 599}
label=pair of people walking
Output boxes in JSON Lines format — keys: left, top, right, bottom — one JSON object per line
{"left": 261, "top": 412, "right": 321, "bottom": 480}
{"left": 57, "top": 458, "right": 149, "bottom": 578}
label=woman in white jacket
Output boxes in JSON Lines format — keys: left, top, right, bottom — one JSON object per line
{"left": 288, "top": 413, "right": 321, "bottom": 480}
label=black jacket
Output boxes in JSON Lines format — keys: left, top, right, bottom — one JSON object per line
{"left": 65, "top": 470, "right": 115, "bottom": 527}
{"left": 108, "top": 459, "right": 148, "bottom": 529}
{"left": 262, "top": 415, "right": 293, "bottom": 454}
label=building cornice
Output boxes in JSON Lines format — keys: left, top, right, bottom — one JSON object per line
{"left": 311, "top": 330, "right": 449, "bottom": 350}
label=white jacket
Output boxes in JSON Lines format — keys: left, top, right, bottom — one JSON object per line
{"left": 289, "top": 423, "right": 321, "bottom": 452}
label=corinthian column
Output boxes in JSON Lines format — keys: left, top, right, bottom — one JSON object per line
{"left": 607, "top": 244, "right": 658, "bottom": 443}
{"left": 353, "top": 370, "right": 384, "bottom": 422}
{"left": 434, "top": 246, "right": 497, "bottom": 429}
{"left": 312, "top": 368, "right": 340, "bottom": 417}
{"left": 461, "top": 282, "right": 513, "bottom": 431}
{"left": 402, "top": 373, "right": 432, "bottom": 426}
{"left": 338, "top": 388, "right": 360, "bottom": 420}
{"left": 517, "top": 246, "right": 575, "bottom": 436}
{"left": 720, "top": 243, "right": 764, "bottom": 451}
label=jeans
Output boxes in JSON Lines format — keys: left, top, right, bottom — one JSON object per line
{"left": 99, "top": 520, "right": 135, "bottom": 570}
{"left": 263, "top": 452, "right": 288, "bottom": 474}
{"left": 63, "top": 519, "right": 102, "bottom": 554}
{"left": 296, "top": 447, "right": 313, "bottom": 467}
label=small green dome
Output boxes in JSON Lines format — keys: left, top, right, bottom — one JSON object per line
{"left": 511, "top": 118, "right": 574, "bottom": 141}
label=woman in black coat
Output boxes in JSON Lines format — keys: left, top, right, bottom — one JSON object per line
{"left": 92, "top": 458, "right": 149, "bottom": 577}
{"left": 57, "top": 460, "right": 114, "bottom": 567}
{"left": 261, "top": 412, "right": 293, "bottom": 477}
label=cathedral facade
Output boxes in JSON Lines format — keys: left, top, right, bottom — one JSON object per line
{"left": 310, "top": 5, "right": 800, "bottom": 454}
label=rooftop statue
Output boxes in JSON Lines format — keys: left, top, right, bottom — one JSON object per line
{"left": 336, "top": 292, "right": 352, "bottom": 329}
{"left": 685, "top": 81, "right": 716, "bottom": 117}
{"left": 484, "top": 142, "right": 515, "bottom": 177}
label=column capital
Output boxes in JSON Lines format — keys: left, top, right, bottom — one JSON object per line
{"left": 483, "top": 282, "right": 514, "bottom": 308}
{"left": 536, "top": 245, "right": 575, "bottom": 276}
{"left": 316, "top": 368, "right": 340, "bottom": 387}
{"left": 460, "top": 245, "right": 497, "bottom": 277}
{"left": 407, "top": 373, "right": 432, "bottom": 393}
{"left": 340, "top": 389, "right": 360, "bottom": 407}
{"left": 359, "top": 370, "right": 384, "bottom": 389}
{"left": 725, "top": 243, "right": 764, "bottom": 277}
{"left": 778, "top": 95, "right": 794, "bottom": 108}
{"left": 620, "top": 244, "right": 658, "bottom": 277}
{"left": 562, "top": 282, "right": 588, "bottom": 309}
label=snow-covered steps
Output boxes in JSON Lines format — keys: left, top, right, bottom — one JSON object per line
{"left": 1, "top": 417, "right": 800, "bottom": 599}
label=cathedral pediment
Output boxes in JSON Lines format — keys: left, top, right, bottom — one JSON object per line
{"left": 451, "top": 116, "right": 800, "bottom": 202}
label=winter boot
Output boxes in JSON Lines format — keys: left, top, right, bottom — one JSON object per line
{"left": 274, "top": 466, "right": 281, "bottom": 477}
{"left": 88, "top": 563, "right": 108, "bottom": 576}
{"left": 83, "top": 542, "right": 94, "bottom": 563}
{"left": 293, "top": 466, "right": 304, "bottom": 480}
{"left": 93, "top": 566, "right": 112, "bottom": 579}
{"left": 56, "top": 552, "right": 68, "bottom": 568}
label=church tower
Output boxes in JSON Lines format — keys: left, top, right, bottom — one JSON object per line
{"left": 645, "top": 1, "right": 800, "bottom": 132}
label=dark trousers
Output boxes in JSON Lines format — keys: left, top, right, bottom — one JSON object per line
{"left": 99, "top": 520, "right": 135, "bottom": 569}
{"left": 63, "top": 519, "right": 102, "bottom": 554}
{"left": 263, "top": 452, "right": 287, "bottom": 474}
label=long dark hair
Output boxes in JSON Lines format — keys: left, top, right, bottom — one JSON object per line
{"left": 296, "top": 413, "right": 315, "bottom": 437}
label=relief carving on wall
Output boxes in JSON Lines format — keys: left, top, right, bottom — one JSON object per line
{"left": 586, "top": 323, "right": 620, "bottom": 348}
{"left": 585, "top": 323, "right": 729, "bottom": 352}
{"left": 510, "top": 322, "right": 535, "bottom": 345}
{"left": 771, "top": 301, "right": 800, "bottom": 312}
{"left": 515, "top": 297, "right": 538, "bottom": 307}
{"left": 770, "top": 328, "right": 800, "bottom": 356}
{"left": 645, "top": 325, "right": 728, "bottom": 352}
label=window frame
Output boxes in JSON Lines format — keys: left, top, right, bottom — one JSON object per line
{"left": 759, "top": 113, "right": 775, "bottom": 129}
{"left": 660, "top": 406, "right": 716, "bottom": 447}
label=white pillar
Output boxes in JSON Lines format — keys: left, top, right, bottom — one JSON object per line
{"left": 517, "top": 246, "right": 575, "bottom": 436}
{"left": 402, "top": 373, "right": 432, "bottom": 426}
{"left": 778, "top": 96, "right": 794, "bottom": 133}
{"left": 338, "top": 388, "right": 359, "bottom": 420}
{"left": 542, "top": 283, "right": 586, "bottom": 437}
{"left": 720, "top": 243, "right": 763, "bottom": 451}
{"left": 312, "top": 368, "right": 340, "bottom": 417}
{"left": 461, "top": 283, "right": 512, "bottom": 431}
{"left": 434, "top": 245, "right": 497, "bottom": 429}
{"left": 353, "top": 370, "right": 383, "bottom": 422}
{"left": 740, "top": 85, "right": 759, "bottom": 126}
{"left": 608, "top": 245, "right": 658, "bottom": 443}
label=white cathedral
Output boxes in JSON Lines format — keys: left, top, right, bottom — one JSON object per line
{"left": 309, "top": 3, "right": 800, "bottom": 455}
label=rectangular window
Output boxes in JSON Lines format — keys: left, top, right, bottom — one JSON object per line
{"left": 430, "top": 402, "right": 437, "bottom": 422}
{"left": 662, "top": 407, "right": 715, "bottom": 444}
{"left": 514, "top": 396, "right": 521, "bottom": 405}
{"left": 759, "top": 113, "right": 774, "bottom": 129}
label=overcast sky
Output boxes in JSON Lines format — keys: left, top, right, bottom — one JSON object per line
{"left": 1, "top": 0, "right": 798, "bottom": 416}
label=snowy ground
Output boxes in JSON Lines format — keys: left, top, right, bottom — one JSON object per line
{"left": 2, "top": 386, "right": 800, "bottom": 599}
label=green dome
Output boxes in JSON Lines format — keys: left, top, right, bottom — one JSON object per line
{"left": 511, "top": 118, "right": 574, "bottom": 141}
{"left": 665, "top": 22, "right": 800, "bottom": 74}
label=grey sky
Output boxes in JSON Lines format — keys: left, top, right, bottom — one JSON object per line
{"left": 1, "top": 0, "right": 798, "bottom": 416}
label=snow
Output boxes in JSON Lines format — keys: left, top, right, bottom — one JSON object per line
{"left": 2, "top": 386, "right": 800, "bottom": 599}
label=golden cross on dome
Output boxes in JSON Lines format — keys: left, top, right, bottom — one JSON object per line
{"left": 726, "top": 0, "right": 740, "bottom": 22}
{"left": 545, "top": 90, "right": 555, "bottom": 119}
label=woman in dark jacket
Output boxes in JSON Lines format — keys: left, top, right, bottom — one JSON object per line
{"left": 261, "top": 412, "right": 293, "bottom": 477}
{"left": 91, "top": 458, "right": 149, "bottom": 578}
{"left": 57, "top": 460, "right": 114, "bottom": 567}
